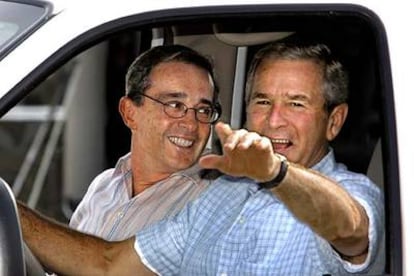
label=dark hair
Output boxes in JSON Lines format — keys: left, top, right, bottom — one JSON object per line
{"left": 125, "top": 44, "right": 219, "bottom": 106}
{"left": 245, "top": 42, "right": 348, "bottom": 113}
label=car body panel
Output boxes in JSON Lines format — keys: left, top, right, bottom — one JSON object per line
{"left": 0, "top": 0, "right": 412, "bottom": 275}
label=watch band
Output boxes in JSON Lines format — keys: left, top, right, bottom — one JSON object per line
{"left": 259, "top": 154, "right": 289, "bottom": 189}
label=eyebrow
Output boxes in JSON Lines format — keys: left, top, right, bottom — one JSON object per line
{"left": 251, "top": 92, "right": 268, "bottom": 99}
{"left": 287, "top": 93, "right": 310, "bottom": 101}
{"left": 158, "top": 92, "right": 213, "bottom": 105}
{"left": 157, "top": 92, "right": 186, "bottom": 100}
{"left": 251, "top": 91, "right": 310, "bottom": 101}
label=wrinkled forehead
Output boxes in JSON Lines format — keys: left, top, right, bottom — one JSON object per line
{"left": 246, "top": 65, "right": 326, "bottom": 111}
{"left": 148, "top": 61, "right": 215, "bottom": 100}
{"left": 151, "top": 61, "right": 214, "bottom": 84}
{"left": 251, "top": 58, "right": 324, "bottom": 91}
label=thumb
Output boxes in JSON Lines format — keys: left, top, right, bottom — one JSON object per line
{"left": 199, "top": 154, "right": 225, "bottom": 170}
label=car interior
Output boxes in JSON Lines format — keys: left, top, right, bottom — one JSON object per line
{"left": 0, "top": 4, "right": 400, "bottom": 275}
{"left": 0, "top": 177, "right": 25, "bottom": 276}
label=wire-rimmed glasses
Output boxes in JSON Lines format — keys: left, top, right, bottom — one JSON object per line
{"left": 137, "top": 93, "right": 221, "bottom": 124}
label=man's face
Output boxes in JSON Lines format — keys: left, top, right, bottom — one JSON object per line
{"left": 246, "top": 59, "right": 331, "bottom": 168}
{"left": 132, "top": 61, "right": 214, "bottom": 173}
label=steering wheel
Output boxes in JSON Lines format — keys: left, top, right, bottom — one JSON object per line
{"left": 23, "top": 242, "right": 46, "bottom": 276}
{"left": 0, "top": 177, "right": 46, "bottom": 276}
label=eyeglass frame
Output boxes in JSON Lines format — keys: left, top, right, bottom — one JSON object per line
{"left": 133, "top": 92, "right": 222, "bottom": 124}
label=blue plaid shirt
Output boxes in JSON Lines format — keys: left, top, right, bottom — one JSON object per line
{"left": 135, "top": 150, "right": 384, "bottom": 275}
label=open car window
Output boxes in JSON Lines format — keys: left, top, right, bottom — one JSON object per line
{"left": 0, "top": 0, "right": 52, "bottom": 61}
{"left": 0, "top": 4, "right": 399, "bottom": 275}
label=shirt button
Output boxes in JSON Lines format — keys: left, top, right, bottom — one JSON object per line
{"left": 220, "top": 273, "right": 228, "bottom": 276}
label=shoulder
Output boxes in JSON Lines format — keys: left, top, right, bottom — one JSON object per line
{"left": 87, "top": 168, "right": 117, "bottom": 192}
{"left": 316, "top": 150, "right": 381, "bottom": 195}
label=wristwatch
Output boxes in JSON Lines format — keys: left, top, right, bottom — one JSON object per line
{"left": 259, "top": 153, "right": 289, "bottom": 189}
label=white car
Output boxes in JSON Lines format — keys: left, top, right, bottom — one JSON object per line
{"left": 0, "top": 0, "right": 412, "bottom": 275}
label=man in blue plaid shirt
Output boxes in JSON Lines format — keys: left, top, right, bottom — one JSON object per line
{"left": 19, "top": 42, "right": 383, "bottom": 275}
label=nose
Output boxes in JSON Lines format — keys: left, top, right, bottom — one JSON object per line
{"left": 178, "top": 108, "right": 198, "bottom": 130}
{"left": 268, "top": 104, "right": 288, "bottom": 129}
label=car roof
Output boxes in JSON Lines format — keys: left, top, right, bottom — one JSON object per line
{"left": 0, "top": 0, "right": 402, "bottom": 94}
{"left": 0, "top": 0, "right": 404, "bottom": 96}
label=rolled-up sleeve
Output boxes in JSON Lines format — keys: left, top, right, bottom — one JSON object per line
{"left": 316, "top": 175, "right": 385, "bottom": 274}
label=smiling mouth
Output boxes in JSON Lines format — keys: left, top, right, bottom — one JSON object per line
{"left": 169, "top": 136, "right": 194, "bottom": 148}
{"left": 271, "top": 138, "right": 290, "bottom": 144}
{"left": 270, "top": 138, "right": 291, "bottom": 150}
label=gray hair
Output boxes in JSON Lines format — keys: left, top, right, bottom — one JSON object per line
{"left": 245, "top": 42, "right": 348, "bottom": 113}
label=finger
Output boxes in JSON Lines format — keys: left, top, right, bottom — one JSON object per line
{"left": 214, "top": 122, "right": 233, "bottom": 147}
{"left": 237, "top": 132, "right": 263, "bottom": 149}
{"left": 255, "top": 136, "right": 273, "bottom": 152}
{"left": 223, "top": 129, "right": 249, "bottom": 151}
{"left": 215, "top": 122, "right": 233, "bottom": 143}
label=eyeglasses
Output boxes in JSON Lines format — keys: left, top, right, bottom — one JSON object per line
{"left": 138, "top": 93, "right": 221, "bottom": 124}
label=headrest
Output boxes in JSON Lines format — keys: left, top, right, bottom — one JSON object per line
{"left": 213, "top": 24, "right": 294, "bottom": 46}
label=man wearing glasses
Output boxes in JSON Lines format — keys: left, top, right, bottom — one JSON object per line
{"left": 69, "top": 45, "right": 222, "bottom": 241}
{"left": 19, "top": 42, "right": 383, "bottom": 275}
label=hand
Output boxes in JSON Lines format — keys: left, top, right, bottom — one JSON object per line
{"left": 199, "top": 122, "right": 280, "bottom": 182}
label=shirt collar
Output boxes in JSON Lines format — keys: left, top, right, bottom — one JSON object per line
{"left": 114, "top": 152, "right": 132, "bottom": 176}
{"left": 113, "top": 151, "right": 205, "bottom": 184}
{"left": 311, "top": 147, "right": 337, "bottom": 174}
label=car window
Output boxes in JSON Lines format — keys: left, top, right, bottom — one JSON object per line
{"left": 0, "top": 0, "right": 52, "bottom": 60}
{"left": 0, "top": 4, "right": 399, "bottom": 275}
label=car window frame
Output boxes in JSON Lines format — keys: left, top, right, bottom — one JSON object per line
{"left": 0, "top": 0, "right": 53, "bottom": 61}
{"left": 0, "top": 4, "right": 400, "bottom": 275}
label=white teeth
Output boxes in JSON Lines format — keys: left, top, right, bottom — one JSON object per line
{"left": 271, "top": 138, "right": 290, "bottom": 144}
{"left": 169, "top": 137, "right": 194, "bottom": 147}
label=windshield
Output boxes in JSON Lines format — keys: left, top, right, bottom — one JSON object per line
{"left": 0, "top": 0, "right": 51, "bottom": 60}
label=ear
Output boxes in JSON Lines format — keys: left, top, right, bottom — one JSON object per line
{"left": 326, "top": 103, "right": 348, "bottom": 141}
{"left": 119, "top": 96, "right": 138, "bottom": 130}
